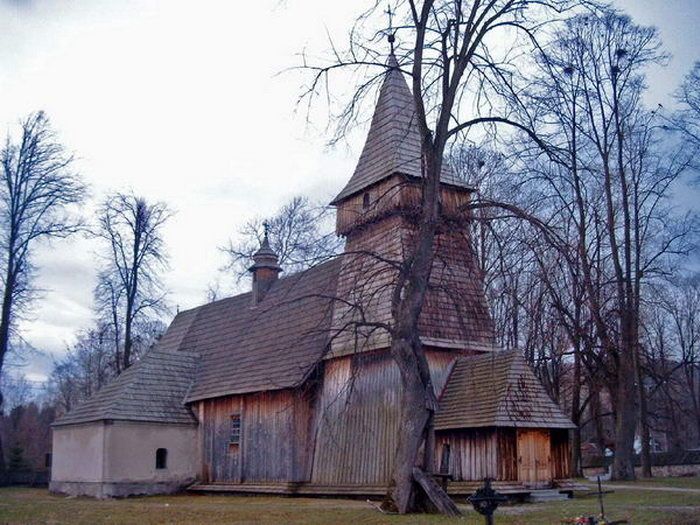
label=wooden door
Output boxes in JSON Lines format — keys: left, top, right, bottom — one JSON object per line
{"left": 517, "top": 429, "right": 552, "bottom": 486}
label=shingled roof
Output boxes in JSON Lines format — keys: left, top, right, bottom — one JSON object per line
{"left": 434, "top": 351, "right": 575, "bottom": 430}
{"left": 182, "top": 258, "right": 340, "bottom": 402}
{"left": 330, "top": 54, "right": 473, "bottom": 205}
{"left": 53, "top": 349, "right": 199, "bottom": 427}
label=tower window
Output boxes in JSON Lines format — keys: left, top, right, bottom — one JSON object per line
{"left": 155, "top": 448, "right": 168, "bottom": 469}
{"left": 362, "top": 192, "right": 371, "bottom": 209}
{"left": 230, "top": 414, "right": 241, "bottom": 445}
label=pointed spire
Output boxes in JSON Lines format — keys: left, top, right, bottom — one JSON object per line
{"left": 330, "top": 53, "right": 419, "bottom": 205}
{"left": 330, "top": 48, "right": 470, "bottom": 205}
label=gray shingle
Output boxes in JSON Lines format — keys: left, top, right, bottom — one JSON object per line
{"left": 331, "top": 54, "right": 473, "bottom": 205}
{"left": 53, "top": 349, "right": 199, "bottom": 426}
{"left": 434, "top": 351, "right": 575, "bottom": 430}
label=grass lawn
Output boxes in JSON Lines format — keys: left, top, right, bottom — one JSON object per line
{"left": 604, "top": 476, "right": 700, "bottom": 490}
{"left": 1, "top": 482, "right": 699, "bottom": 525}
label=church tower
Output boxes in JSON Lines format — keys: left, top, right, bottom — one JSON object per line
{"left": 328, "top": 53, "right": 495, "bottom": 358}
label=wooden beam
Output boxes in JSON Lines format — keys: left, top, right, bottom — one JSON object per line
{"left": 412, "top": 468, "right": 462, "bottom": 517}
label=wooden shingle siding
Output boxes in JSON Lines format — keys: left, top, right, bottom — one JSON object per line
{"left": 311, "top": 350, "right": 455, "bottom": 485}
{"left": 330, "top": 211, "right": 495, "bottom": 359}
{"left": 335, "top": 175, "right": 472, "bottom": 237}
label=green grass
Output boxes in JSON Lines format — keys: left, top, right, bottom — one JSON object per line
{"left": 0, "top": 482, "right": 699, "bottom": 525}
{"left": 604, "top": 476, "right": 700, "bottom": 490}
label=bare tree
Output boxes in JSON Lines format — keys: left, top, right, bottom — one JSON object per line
{"left": 674, "top": 62, "right": 700, "bottom": 168}
{"left": 48, "top": 327, "right": 115, "bottom": 414}
{"left": 94, "top": 192, "right": 171, "bottom": 370}
{"left": 0, "top": 112, "right": 85, "bottom": 471}
{"left": 497, "top": 8, "right": 698, "bottom": 479}
{"left": 303, "top": 0, "right": 584, "bottom": 513}
{"left": 221, "top": 195, "right": 341, "bottom": 283}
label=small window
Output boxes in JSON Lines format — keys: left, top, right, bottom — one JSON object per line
{"left": 156, "top": 448, "right": 168, "bottom": 469}
{"left": 230, "top": 414, "right": 241, "bottom": 445}
{"left": 362, "top": 192, "right": 371, "bottom": 209}
{"left": 45, "top": 453, "right": 52, "bottom": 469}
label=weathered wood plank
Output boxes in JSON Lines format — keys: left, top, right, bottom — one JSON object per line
{"left": 412, "top": 468, "right": 462, "bottom": 517}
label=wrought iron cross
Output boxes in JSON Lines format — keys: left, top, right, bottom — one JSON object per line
{"left": 385, "top": 4, "right": 396, "bottom": 52}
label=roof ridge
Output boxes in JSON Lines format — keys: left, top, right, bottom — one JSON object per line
{"left": 176, "top": 257, "right": 341, "bottom": 316}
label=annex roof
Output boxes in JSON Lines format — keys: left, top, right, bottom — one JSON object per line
{"left": 434, "top": 351, "right": 575, "bottom": 430}
{"left": 52, "top": 349, "right": 199, "bottom": 427}
{"left": 331, "top": 54, "right": 473, "bottom": 205}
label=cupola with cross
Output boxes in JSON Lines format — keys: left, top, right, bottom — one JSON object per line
{"left": 248, "top": 222, "right": 282, "bottom": 305}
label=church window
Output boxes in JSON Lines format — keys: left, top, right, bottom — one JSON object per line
{"left": 155, "top": 448, "right": 167, "bottom": 469}
{"left": 230, "top": 414, "right": 241, "bottom": 445}
{"left": 362, "top": 192, "right": 371, "bottom": 209}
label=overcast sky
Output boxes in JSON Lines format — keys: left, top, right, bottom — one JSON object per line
{"left": 1, "top": 0, "right": 698, "bottom": 381}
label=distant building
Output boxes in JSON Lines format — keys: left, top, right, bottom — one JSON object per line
{"left": 50, "top": 52, "right": 574, "bottom": 498}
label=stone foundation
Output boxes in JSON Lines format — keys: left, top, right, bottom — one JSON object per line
{"left": 49, "top": 478, "right": 194, "bottom": 498}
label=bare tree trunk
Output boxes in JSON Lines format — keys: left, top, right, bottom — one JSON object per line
{"left": 123, "top": 307, "right": 133, "bottom": 370}
{"left": 388, "top": 336, "right": 434, "bottom": 512}
{"left": 0, "top": 261, "right": 14, "bottom": 474}
{"left": 386, "top": 140, "right": 442, "bottom": 513}
{"left": 570, "top": 339, "right": 583, "bottom": 477}
{"left": 636, "top": 344, "right": 652, "bottom": 477}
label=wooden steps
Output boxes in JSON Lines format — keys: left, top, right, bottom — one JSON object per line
{"left": 189, "top": 482, "right": 301, "bottom": 495}
{"left": 554, "top": 479, "right": 591, "bottom": 492}
{"left": 190, "top": 481, "right": 526, "bottom": 497}
{"left": 188, "top": 482, "right": 386, "bottom": 497}
{"left": 449, "top": 481, "right": 531, "bottom": 495}
{"left": 188, "top": 479, "right": 586, "bottom": 499}
{"left": 528, "top": 489, "right": 570, "bottom": 503}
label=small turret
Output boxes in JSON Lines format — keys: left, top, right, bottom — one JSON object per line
{"left": 248, "top": 222, "right": 282, "bottom": 305}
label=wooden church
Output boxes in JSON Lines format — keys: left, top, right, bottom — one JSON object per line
{"left": 50, "top": 53, "right": 574, "bottom": 499}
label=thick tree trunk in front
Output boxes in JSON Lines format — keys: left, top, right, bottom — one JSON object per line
{"left": 384, "top": 142, "right": 452, "bottom": 513}
{"left": 387, "top": 336, "right": 433, "bottom": 513}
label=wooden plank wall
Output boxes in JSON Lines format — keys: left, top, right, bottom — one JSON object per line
{"left": 497, "top": 428, "right": 518, "bottom": 481}
{"left": 335, "top": 174, "right": 472, "bottom": 236}
{"left": 311, "top": 349, "right": 455, "bottom": 485}
{"left": 199, "top": 388, "right": 314, "bottom": 483}
{"left": 550, "top": 429, "right": 571, "bottom": 479}
{"left": 437, "top": 429, "right": 499, "bottom": 481}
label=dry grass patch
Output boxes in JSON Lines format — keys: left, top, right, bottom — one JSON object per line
{"left": 0, "top": 485, "right": 699, "bottom": 524}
